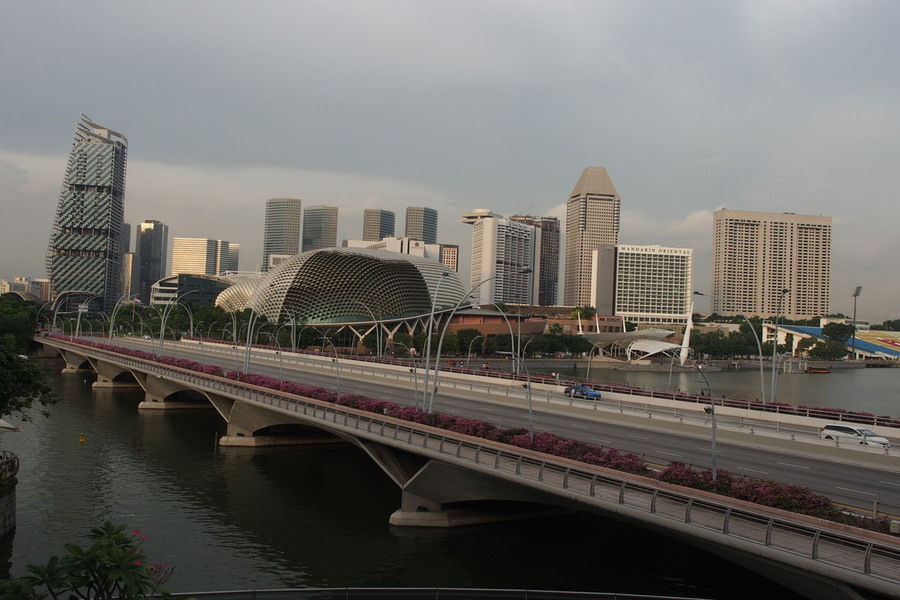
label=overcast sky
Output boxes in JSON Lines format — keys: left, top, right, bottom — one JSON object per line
{"left": 1, "top": 1, "right": 897, "bottom": 322}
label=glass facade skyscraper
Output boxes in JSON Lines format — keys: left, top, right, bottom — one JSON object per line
{"left": 47, "top": 116, "right": 128, "bottom": 312}
{"left": 405, "top": 206, "right": 438, "bottom": 244}
{"left": 137, "top": 219, "right": 169, "bottom": 304}
{"left": 302, "top": 205, "right": 338, "bottom": 251}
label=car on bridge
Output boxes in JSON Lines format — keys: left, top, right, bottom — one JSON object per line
{"left": 819, "top": 423, "right": 891, "bottom": 448}
{"left": 563, "top": 384, "right": 602, "bottom": 400}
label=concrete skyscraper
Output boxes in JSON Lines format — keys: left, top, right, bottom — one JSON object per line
{"left": 510, "top": 215, "right": 560, "bottom": 306}
{"left": 46, "top": 116, "right": 128, "bottom": 312}
{"left": 262, "top": 198, "right": 302, "bottom": 271}
{"left": 564, "top": 167, "right": 620, "bottom": 307}
{"left": 464, "top": 210, "right": 540, "bottom": 306}
{"left": 172, "top": 238, "right": 240, "bottom": 276}
{"left": 136, "top": 220, "right": 169, "bottom": 304}
{"left": 363, "top": 209, "right": 395, "bottom": 241}
{"left": 405, "top": 206, "right": 438, "bottom": 244}
{"left": 713, "top": 209, "right": 831, "bottom": 320}
{"left": 302, "top": 205, "right": 338, "bottom": 251}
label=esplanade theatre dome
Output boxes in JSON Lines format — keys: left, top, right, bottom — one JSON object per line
{"left": 216, "top": 248, "right": 470, "bottom": 325}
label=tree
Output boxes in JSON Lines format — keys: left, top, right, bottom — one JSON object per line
{"left": 23, "top": 521, "right": 173, "bottom": 599}
{"left": 808, "top": 340, "right": 848, "bottom": 360}
{"left": 795, "top": 337, "right": 817, "bottom": 355}
{"left": 0, "top": 348, "right": 56, "bottom": 422}
{"left": 570, "top": 306, "right": 596, "bottom": 320}
{"left": 822, "top": 322, "right": 855, "bottom": 345}
{"left": 455, "top": 329, "right": 482, "bottom": 356}
{"left": 0, "top": 295, "right": 38, "bottom": 353}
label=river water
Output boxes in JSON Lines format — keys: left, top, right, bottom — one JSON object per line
{"left": 5, "top": 358, "right": 895, "bottom": 598}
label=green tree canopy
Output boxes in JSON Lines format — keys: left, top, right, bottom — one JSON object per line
{"left": 822, "top": 322, "right": 855, "bottom": 344}
{"left": 0, "top": 348, "right": 56, "bottom": 422}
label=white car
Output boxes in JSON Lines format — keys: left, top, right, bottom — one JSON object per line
{"left": 819, "top": 424, "right": 891, "bottom": 448}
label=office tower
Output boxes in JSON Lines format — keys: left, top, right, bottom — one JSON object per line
{"left": 262, "top": 198, "right": 302, "bottom": 271}
{"left": 136, "top": 220, "right": 169, "bottom": 304}
{"left": 46, "top": 116, "right": 128, "bottom": 312}
{"left": 172, "top": 238, "right": 240, "bottom": 276}
{"left": 362, "top": 209, "right": 396, "bottom": 241}
{"left": 510, "top": 215, "right": 560, "bottom": 306}
{"left": 302, "top": 205, "right": 338, "bottom": 251}
{"left": 405, "top": 206, "right": 438, "bottom": 243}
{"left": 593, "top": 244, "right": 693, "bottom": 324}
{"left": 465, "top": 212, "right": 540, "bottom": 305}
{"left": 121, "top": 222, "right": 132, "bottom": 254}
{"left": 712, "top": 209, "right": 831, "bottom": 320}
{"left": 564, "top": 167, "right": 620, "bottom": 307}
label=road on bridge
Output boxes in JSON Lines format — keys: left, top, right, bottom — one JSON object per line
{"left": 107, "top": 338, "right": 900, "bottom": 516}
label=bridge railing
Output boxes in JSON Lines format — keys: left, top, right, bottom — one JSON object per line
{"left": 47, "top": 340, "right": 900, "bottom": 593}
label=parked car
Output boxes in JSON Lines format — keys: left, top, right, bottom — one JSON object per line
{"left": 819, "top": 424, "right": 891, "bottom": 448}
{"left": 564, "top": 384, "right": 602, "bottom": 400}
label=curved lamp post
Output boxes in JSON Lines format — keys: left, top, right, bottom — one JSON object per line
{"left": 158, "top": 290, "right": 197, "bottom": 354}
{"left": 392, "top": 340, "right": 419, "bottom": 407}
{"left": 465, "top": 335, "right": 482, "bottom": 369}
{"left": 261, "top": 332, "right": 284, "bottom": 379}
{"left": 351, "top": 300, "right": 382, "bottom": 358}
{"left": 695, "top": 364, "right": 717, "bottom": 483}
{"left": 770, "top": 288, "right": 790, "bottom": 404}
{"left": 422, "top": 272, "right": 451, "bottom": 411}
{"left": 320, "top": 336, "right": 340, "bottom": 402}
{"left": 74, "top": 295, "right": 101, "bottom": 338}
{"left": 694, "top": 291, "right": 765, "bottom": 403}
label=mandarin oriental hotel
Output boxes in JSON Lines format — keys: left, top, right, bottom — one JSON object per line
{"left": 592, "top": 244, "right": 693, "bottom": 325}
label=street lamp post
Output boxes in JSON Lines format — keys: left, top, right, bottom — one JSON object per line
{"left": 694, "top": 291, "right": 765, "bottom": 403}
{"left": 392, "top": 340, "right": 419, "bottom": 407}
{"left": 465, "top": 335, "right": 482, "bottom": 369}
{"left": 851, "top": 286, "right": 863, "bottom": 359}
{"left": 422, "top": 272, "right": 450, "bottom": 412}
{"left": 695, "top": 364, "right": 717, "bottom": 483}
{"left": 770, "top": 288, "right": 790, "bottom": 404}
{"left": 351, "top": 300, "right": 382, "bottom": 358}
{"left": 261, "top": 332, "right": 284, "bottom": 379}
{"left": 158, "top": 290, "right": 198, "bottom": 354}
{"left": 320, "top": 336, "right": 340, "bottom": 401}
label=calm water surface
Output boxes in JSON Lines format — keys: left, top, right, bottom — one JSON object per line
{"left": 6, "top": 359, "right": 892, "bottom": 598}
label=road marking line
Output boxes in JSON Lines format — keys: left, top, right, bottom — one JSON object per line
{"left": 590, "top": 438, "right": 612, "bottom": 445}
{"left": 879, "top": 480, "right": 900, "bottom": 487}
{"left": 658, "top": 451, "right": 681, "bottom": 457}
{"left": 776, "top": 462, "right": 810, "bottom": 470}
{"left": 628, "top": 434, "right": 649, "bottom": 440}
{"left": 737, "top": 466, "right": 769, "bottom": 475}
{"left": 836, "top": 486, "right": 876, "bottom": 497}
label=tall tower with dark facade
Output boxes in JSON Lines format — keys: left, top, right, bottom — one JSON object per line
{"left": 510, "top": 215, "right": 560, "bottom": 306}
{"left": 47, "top": 116, "right": 128, "bottom": 312}
{"left": 136, "top": 220, "right": 169, "bottom": 304}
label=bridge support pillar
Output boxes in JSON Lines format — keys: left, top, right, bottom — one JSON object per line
{"left": 138, "top": 393, "right": 210, "bottom": 410}
{"left": 389, "top": 492, "right": 569, "bottom": 528}
{"left": 92, "top": 375, "right": 141, "bottom": 389}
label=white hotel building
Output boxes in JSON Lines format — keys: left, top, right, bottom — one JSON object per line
{"left": 592, "top": 244, "right": 693, "bottom": 325}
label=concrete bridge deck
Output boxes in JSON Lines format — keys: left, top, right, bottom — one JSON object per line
{"left": 38, "top": 336, "right": 900, "bottom": 600}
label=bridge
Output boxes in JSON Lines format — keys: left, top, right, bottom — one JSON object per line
{"left": 37, "top": 336, "right": 900, "bottom": 600}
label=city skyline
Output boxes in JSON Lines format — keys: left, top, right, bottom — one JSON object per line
{"left": 2, "top": 2, "right": 899, "bottom": 321}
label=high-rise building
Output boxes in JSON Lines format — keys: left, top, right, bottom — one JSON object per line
{"left": 510, "top": 215, "right": 560, "bottom": 306}
{"left": 363, "top": 209, "right": 395, "bottom": 241}
{"left": 302, "top": 205, "right": 338, "bottom": 251}
{"left": 405, "top": 206, "right": 438, "bottom": 244}
{"left": 712, "top": 209, "right": 831, "bottom": 320}
{"left": 262, "top": 198, "right": 302, "bottom": 271}
{"left": 564, "top": 167, "right": 620, "bottom": 307}
{"left": 172, "top": 238, "right": 240, "bottom": 276}
{"left": 136, "top": 220, "right": 169, "bottom": 304}
{"left": 593, "top": 244, "right": 693, "bottom": 325}
{"left": 46, "top": 116, "right": 128, "bottom": 312}
{"left": 465, "top": 211, "right": 540, "bottom": 305}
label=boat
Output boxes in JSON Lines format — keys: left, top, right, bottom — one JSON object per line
{"left": 805, "top": 367, "right": 831, "bottom": 374}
